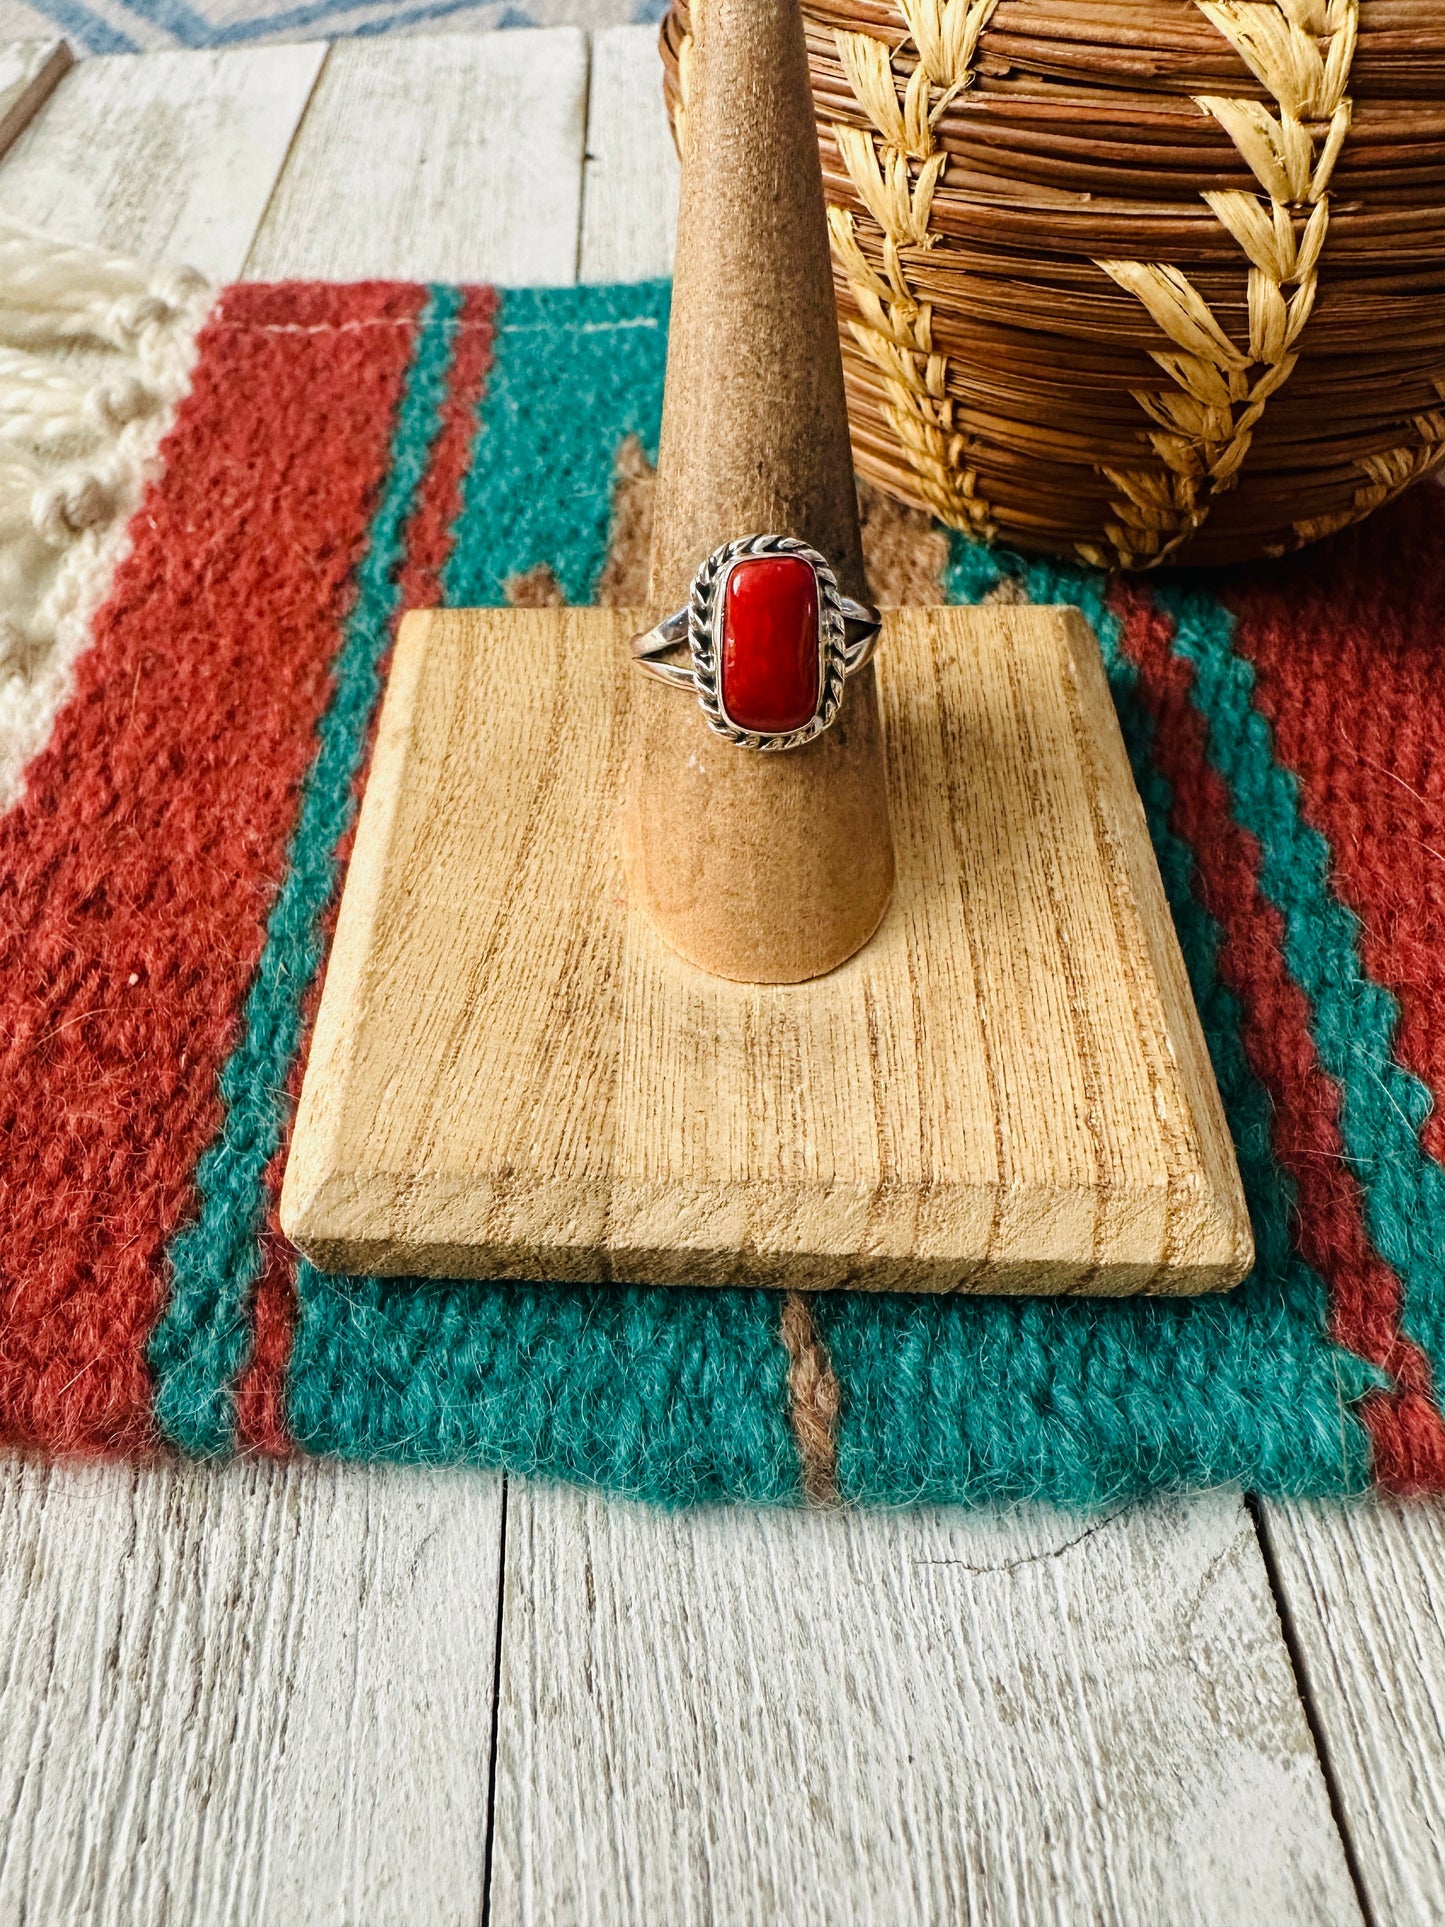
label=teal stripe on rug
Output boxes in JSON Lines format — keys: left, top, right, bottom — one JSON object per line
{"left": 285, "top": 1263, "right": 806, "bottom": 1504}
{"left": 814, "top": 544, "right": 1375, "bottom": 1507}
{"left": 1156, "top": 582, "right": 1445, "bottom": 1394}
{"left": 150, "top": 285, "right": 466, "bottom": 1457}
{"left": 443, "top": 280, "right": 670, "bottom": 607}
{"left": 284, "top": 279, "right": 801, "bottom": 1504}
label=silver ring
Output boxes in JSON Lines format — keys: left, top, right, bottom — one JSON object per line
{"left": 630, "top": 533, "right": 882, "bottom": 751}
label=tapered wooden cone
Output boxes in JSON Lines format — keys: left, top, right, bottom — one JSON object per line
{"left": 624, "top": 0, "right": 895, "bottom": 984}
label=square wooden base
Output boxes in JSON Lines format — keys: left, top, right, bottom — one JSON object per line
{"left": 280, "top": 605, "right": 1251, "bottom": 1295}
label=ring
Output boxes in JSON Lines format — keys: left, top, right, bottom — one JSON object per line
{"left": 630, "top": 533, "right": 882, "bottom": 751}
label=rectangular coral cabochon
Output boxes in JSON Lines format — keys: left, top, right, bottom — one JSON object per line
{"left": 280, "top": 603, "right": 1251, "bottom": 1296}
{"left": 719, "top": 553, "right": 821, "bottom": 734}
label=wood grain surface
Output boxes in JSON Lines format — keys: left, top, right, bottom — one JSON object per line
{"left": 282, "top": 602, "right": 1249, "bottom": 1294}
{"left": 491, "top": 1483, "right": 1362, "bottom": 1927}
{"left": 0, "top": 43, "right": 326, "bottom": 277}
{"left": 1261, "top": 1497, "right": 1445, "bottom": 1926}
{"left": 244, "top": 29, "right": 588, "bottom": 284}
{"left": 0, "top": 27, "right": 1440, "bottom": 1927}
{"left": 0, "top": 1454, "right": 502, "bottom": 1927}
{"left": 580, "top": 24, "right": 679, "bottom": 286}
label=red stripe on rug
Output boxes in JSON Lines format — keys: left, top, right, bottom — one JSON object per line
{"left": 1111, "top": 579, "right": 1445, "bottom": 1492}
{"left": 1223, "top": 489, "right": 1445, "bottom": 1171}
{"left": 234, "top": 285, "right": 498, "bottom": 1456}
{"left": 0, "top": 281, "right": 425, "bottom": 1454}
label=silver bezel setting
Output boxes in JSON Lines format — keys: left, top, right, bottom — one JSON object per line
{"left": 688, "top": 534, "right": 847, "bottom": 751}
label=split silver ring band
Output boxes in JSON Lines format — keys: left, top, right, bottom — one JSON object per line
{"left": 630, "top": 533, "right": 882, "bottom": 751}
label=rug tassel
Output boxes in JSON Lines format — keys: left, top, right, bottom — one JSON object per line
{"left": 0, "top": 215, "right": 210, "bottom": 798}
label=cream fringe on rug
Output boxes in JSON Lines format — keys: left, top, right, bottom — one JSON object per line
{"left": 0, "top": 216, "right": 209, "bottom": 811}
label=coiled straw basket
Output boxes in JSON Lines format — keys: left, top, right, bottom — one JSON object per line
{"left": 661, "top": 2, "right": 1445, "bottom": 569}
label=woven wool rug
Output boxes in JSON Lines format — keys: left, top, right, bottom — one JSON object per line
{"left": 6, "top": 228, "right": 1445, "bottom": 1507}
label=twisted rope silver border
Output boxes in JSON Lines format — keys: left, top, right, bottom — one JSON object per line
{"left": 688, "top": 534, "right": 848, "bottom": 752}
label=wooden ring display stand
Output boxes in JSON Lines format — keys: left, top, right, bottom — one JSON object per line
{"left": 627, "top": 0, "right": 894, "bottom": 984}
{"left": 280, "top": 0, "right": 1253, "bottom": 1298}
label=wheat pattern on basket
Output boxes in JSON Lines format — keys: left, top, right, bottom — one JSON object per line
{"left": 662, "top": 0, "right": 1445, "bottom": 569}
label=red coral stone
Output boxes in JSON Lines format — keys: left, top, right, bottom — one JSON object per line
{"left": 718, "top": 555, "right": 821, "bottom": 733}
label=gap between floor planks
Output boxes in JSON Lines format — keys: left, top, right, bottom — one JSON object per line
{"left": 0, "top": 25, "right": 1437, "bottom": 1927}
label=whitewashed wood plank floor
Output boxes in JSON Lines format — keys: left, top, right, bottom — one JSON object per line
{"left": 495, "top": 1486, "right": 1357, "bottom": 1927}
{"left": 244, "top": 30, "right": 589, "bottom": 284}
{"left": 0, "top": 26, "right": 1441, "bottom": 1926}
{"left": 0, "top": 1457, "right": 502, "bottom": 1927}
{"left": 580, "top": 23, "right": 677, "bottom": 286}
{"left": 1261, "top": 1497, "right": 1445, "bottom": 1924}
{"left": 0, "top": 42, "right": 326, "bottom": 276}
